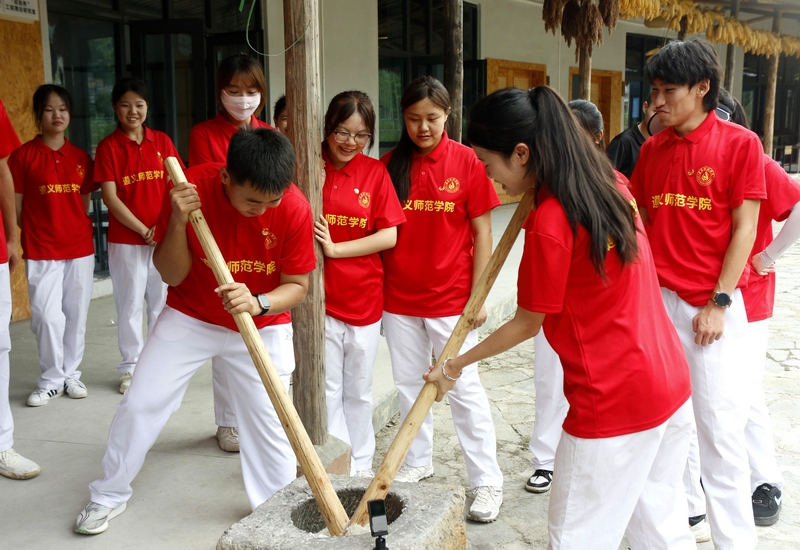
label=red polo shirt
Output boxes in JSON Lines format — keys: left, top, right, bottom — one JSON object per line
{"left": 743, "top": 154, "right": 800, "bottom": 323}
{"left": 9, "top": 137, "right": 94, "bottom": 260}
{"left": 630, "top": 113, "right": 766, "bottom": 306}
{"left": 188, "top": 112, "right": 274, "bottom": 166}
{"left": 155, "top": 163, "right": 316, "bottom": 331}
{"left": 0, "top": 99, "right": 21, "bottom": 264}
{"left": 380, "top": 134, "right": 500, "bottom": 317}
{"left": 518, "top": 180, "right": 691, "bottom": 438}
{"left": 94, "top": 126, "right": 182, "bottom": 245}
{"left": 322, "top": 149, "right": 405, "bottom": 326}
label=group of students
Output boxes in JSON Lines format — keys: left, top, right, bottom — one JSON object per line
{"left": 0, "top": 38, "right": 796, "bottom": 548}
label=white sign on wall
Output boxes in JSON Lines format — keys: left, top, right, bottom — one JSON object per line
{"left": 0, "top": 0, "right": 39, "bottom": 23}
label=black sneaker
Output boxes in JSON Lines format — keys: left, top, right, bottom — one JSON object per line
{"left": 752, "top": 483, "right": 782, "bottom": 526}
{"left": 525, "top": 469, "right": 553, "bottom": 493}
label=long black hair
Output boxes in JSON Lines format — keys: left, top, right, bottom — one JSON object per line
{"left": 467, "top": 86, "right": 638, "bottom": 276}
{"left": 386, "top": 76, "right": 451, "bottom": 202}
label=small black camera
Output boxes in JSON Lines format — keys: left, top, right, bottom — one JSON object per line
{"left": 368, "top": 499, "right": 389, "bottom": 549}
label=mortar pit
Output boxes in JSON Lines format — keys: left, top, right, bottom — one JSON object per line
{"left": 291, "top": 489, "right": 404, "bottom": 534}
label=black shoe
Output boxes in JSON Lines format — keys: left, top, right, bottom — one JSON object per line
{"left": 525, "top": 469, "right": 553, "bottom": 493}
{"left": 752, "top": 483, "right": 782, "bottom": 526}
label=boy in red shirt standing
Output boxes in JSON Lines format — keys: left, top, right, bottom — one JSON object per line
{"left": 630, "top": 40, "right": 766, "bottom": 549}
{"left": 75, "top": 128, "right": 315, "bottom": 534}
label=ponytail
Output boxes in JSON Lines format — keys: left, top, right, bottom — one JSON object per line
{"left": 468, "top": 86, "right": 638, "bottom": 277}
{"left": 386, "top": 76, "right": 451, "bottom": 202}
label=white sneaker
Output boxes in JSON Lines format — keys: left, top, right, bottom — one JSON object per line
{"left": 64, "top": 377, "right": 88, "bottom": 399}
{"left": 394, "top": 463, "right": 434, "bottom": 483}
{"left": 27, "top": 387, "right": 63, "bottom": 407}
{"left": 353, "top": 469, "right": 375, "bottom": 478}
{"left": 119, "top": 372, "right": 133, "bottom": 394}
{"left": 468, "top": 486, "right": 503, "bottom": 522}
{"left": 216, "top": 426, "right": 240, "bottom": 452}
{"left": 689, "top": 514, "right": 711, "bottom": 543}
{"left": 74, "top": 501, "right": 127, "bottom": 535}
{"left": 0, "top": 449, "right": 41, "bottom": 479}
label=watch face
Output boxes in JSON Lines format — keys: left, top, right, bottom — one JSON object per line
{"left": 258, "top": 294, "right": 270, "bottom": 310}
{"left": 714, "top": 292, "right": 732, "bottom": 307}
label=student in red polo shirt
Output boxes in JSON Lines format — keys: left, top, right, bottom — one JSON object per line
{"left": 189, "top": 54, "right": 274, "bottom": 167}
{"left": 9, "top": 85, "right": 94, "bottom": 407}
{"left": 0, "top": 97, "right": 41, "bottom": 480}
{"left": 188, "top": 54, "right": 274, "bottom": 452}
{"left": 381, "top": 76, "right": 504, "bottom": 522}
{"left": 95, "top": 78, "right": 182, "bottom": 394}
{"left": 75, "top": 128, "right": 314, "bottom": 535}
{"left": 428, "top": 85, "right": 695, "bottom": 549}
{"left": 629, "top": 40, "right": 766, "bottom": 549}
{"left": 313, "top": 91, "right": 404, "bottom": 477}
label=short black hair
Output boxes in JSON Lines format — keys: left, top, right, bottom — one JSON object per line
{"left": 226, "top": 128, "right": 295, "bottom": 194}
{"left": 645, "top": 39, "right": 721, "bottom": 112}
{"left": 112, "top": 77, "right": 150, "bottom": 105}
{"left": 273, "top": 95, "right": 287, "bottom": 121}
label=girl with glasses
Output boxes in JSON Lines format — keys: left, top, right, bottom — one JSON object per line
{"left": 313, "top": 91, "right": 405, "bottom": 477}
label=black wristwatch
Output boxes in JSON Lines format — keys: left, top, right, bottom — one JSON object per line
{"left": 711, "top": 291, "right": 732, "bottom": 309}
{"left": 253, "top": 294, "right": 271, "bottom": 316}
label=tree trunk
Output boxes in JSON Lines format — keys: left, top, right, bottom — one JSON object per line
{"left": 284, "top": 0, "right": 327, "bottom": 445}
{"left": 724, "top": 0, "right": 740, "bottom": 91}
{"left": 763, "top": 11, "right": 781, "bottom": 156}
{"left": 677, "top": 15, "right": 688, "bottom": 41}
{"left": 444, "top": 0, "right": 464, "bottom": 141}
{"left": 578, "top": 47, "right": 591, "bottom": 100}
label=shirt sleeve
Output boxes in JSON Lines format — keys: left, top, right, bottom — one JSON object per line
{"left": 8, "top": 147, "right": 26, "bottom": 193}
{"left": 80, "top": 153, "right": 95, "bottom": 194}
{"left": 628, "top": 140, "right": 649, "bottom": 213}
{"left": 730, "top": 133, "right": 767, "bottom": 207}
{"left": 279, "top": 190, "right": 317, "bottom": 275}
{"left": 372, "top": 168, "right": 406, "bottom": 229}
{"left": 93, "top": 139, "right": 117, "bottom": 184}
{"left": 517, "top": 201, "right": 573, "bottom": 315}
{"left": 606, "top": 134, "right": 630, "bottom": 173}
{"left": 188, "top": 125, "right": 214, "bottom": 167}
{"left": 466, "top": 152, "right": 501, "bottom": 219}
{"left": 0, "top": 100, "right": 21, "bottom": 159}
{"left": 764, "top": 157, "right": 800, "bottom": 222}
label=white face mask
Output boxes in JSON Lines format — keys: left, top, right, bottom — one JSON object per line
{"left": 220, "top": 89, "right": 261, "bottom": 121}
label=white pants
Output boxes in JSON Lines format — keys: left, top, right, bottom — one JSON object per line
{"left": 683, "top": 413, "right": 707, "bottom": 517}
{"left": 26, "top": 256, "right": 94, "bottom": 390}
{"left": 212, "top": 357, "right": 237, "bottom": 428}
{"left": 89, "top": 307, "right": 297, "bottom": 511}
{"left": 0, "top": 263, "right": 13, "bottom": 451}
{"left": 530, "top": 332, "right": 567, "bottom": 471}
{"left": 324, "top": 315, "right": 380, "bottom": 472}
{"left": 382, "top": 312, "right": 503, "bottom": 488}
{"left": 661, "top": 288, "right": 757, "bottom": 550}
{"left": 108, "top": 243, "right": 167, "bottom": 374}
{"left": 745, "top": 318, "right": 783, "bottom": 492}
{"left": 548, "top": 400, "right": 695, "bottom": 550}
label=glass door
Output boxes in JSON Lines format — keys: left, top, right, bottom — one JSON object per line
{"left": 129, "top": 19, "right": 206, "bottom": 163}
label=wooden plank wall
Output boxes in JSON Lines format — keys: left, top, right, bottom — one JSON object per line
{"left": 0, "top": 18, "right": 44, "bottom": 320}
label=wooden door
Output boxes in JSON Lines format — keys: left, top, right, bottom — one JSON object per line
{"left": 486, "top": 59, "right": 547, "bottom": 203}
{"left": 568, "top": 67, "right": 623, "bottom": 149}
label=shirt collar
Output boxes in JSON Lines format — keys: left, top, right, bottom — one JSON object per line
{"left": 660, "top": 111, "right": 715, "bottom": 146}
{"left": 32, "top": 135, "right": 69, "bottom": 156}
{"left": 322, "top": 145, "right": 366, "bottom": 177}
{"left": 415, "top": 131, "right": 450, "bottom": 163}
{"left": 113, "top": 125, "right": 155, "bottom": 145}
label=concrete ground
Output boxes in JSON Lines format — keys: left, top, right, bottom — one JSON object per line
{"left": 2, "top": 201, "right": 800, "bottom": 549}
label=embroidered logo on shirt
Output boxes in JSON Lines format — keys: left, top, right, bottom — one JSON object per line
{"left": 438, "top": 177, "right": 460, "bottom": 193}
{"left": 76, "top": 164, "right": 85, "bottom": 179}
{"left": 358, "top": 191, "right": 371, "bottom": 208}
{"left": 262, "top": 228, "right": 278, "bottom": 249}
{"left": 695, "top": 166, "right": 715, "bottom": 186}
{"left": 157, "top": 152, "right": 164, "bottom": 165}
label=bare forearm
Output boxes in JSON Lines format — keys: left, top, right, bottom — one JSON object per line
{"left": 262, "top": 281, "right": 308, "bottom": 315}
{"left": 471, "top": 214, "right": 493, "bottom": 292}
{"left": 326, "top": 227, "right": 396, "bottom": 259}
{"left": 716, "top": 200, "right": 759, "bottom": 294}
{"left": 0, "top": 160, "right": 17, "bottom": 244}
{"left": 101, "top": 183, "right": 149, "bottom": 236}
{"left": 153, "top": 219, "right": 192, "bottom": 286}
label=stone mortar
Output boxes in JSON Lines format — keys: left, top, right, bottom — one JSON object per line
{"left": 217, "top": 475, "right": 466, "bottom": 550}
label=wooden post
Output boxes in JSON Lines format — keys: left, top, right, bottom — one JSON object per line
{"left": 444, "top": 0, "right": 464, "bottom": 142}
{"left": 284, "top": 0, "right": 327, "bottom": 445}
{"left": 724, "top": 0, "right": 740, "bottom": 91}
{"left": 763, "top": 11, "right": 781, "bottom": 156}
{"left": 578, "top": 47, "right": 591, "bottom": 100}
{"left": 345, "top": 189, "right": 536, "bottom": 529}
{"left": 164, "top": 158, "right": 349, "bottom": 536}
{"left": 677, "top": 15, "right": 688, "bottom": 41}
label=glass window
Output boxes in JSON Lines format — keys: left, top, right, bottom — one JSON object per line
{"left": 379, "top": 57, "right": 407, "bottom": 153}
{"left": 409, "top": 0, "right": 428, "bottom": 55}
{"left": 212, "top": 0, "right": 259, "bottom": 33}
{"left": 378, "top": 0, "right": 404, "bottom": 52}
{"left": 173, "top": 0, "right": 206, "bottom": 19}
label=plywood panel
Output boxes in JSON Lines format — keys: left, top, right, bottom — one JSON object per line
{"left": 486, "top": 59, "right": 547, "bottom": 204}
{"left": 0, "top": 19, "right": 45, "bottom": 320}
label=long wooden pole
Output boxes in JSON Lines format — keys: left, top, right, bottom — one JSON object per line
{"left": 578, "top": 47, "right": 591, "bottom": 100}
{"left": 724, "top": 0, "right": 740, "bottom": 91}
{"left": 345, "top": 188, "right": 536, "bottom": 529}
{"left": 763, "top": 10, "right": 781, "bottom": 156}
{"left": 284, "top": 0, "right": 328, "bottom": 445}
{"left": 444, "top": 0, "right": 464, "bottom": 142}
{"left": 164, "top": 158, "right": 349, "bottom": 536}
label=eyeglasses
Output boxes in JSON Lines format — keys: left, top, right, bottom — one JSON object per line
{"left": 332, "top": 130, "right": 371, "bottom": 145}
